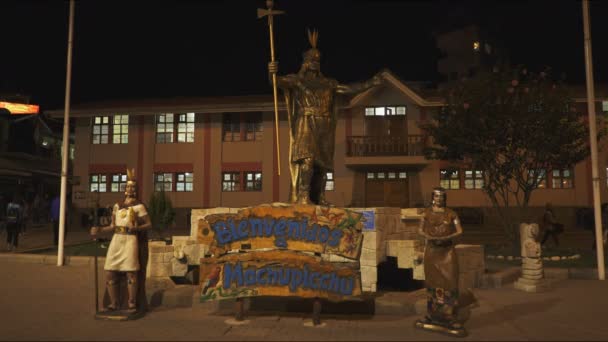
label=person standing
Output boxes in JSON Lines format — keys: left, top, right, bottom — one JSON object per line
{"left": 6, "top": 196, "right": 23, "bottom": 251}
{"left": 50, "top": 194, "right": 61, "bottom": 246}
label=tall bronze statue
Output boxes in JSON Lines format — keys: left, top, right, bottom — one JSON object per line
{"left": 91, "top": 169, "right": 151, "bottom": 317}
{"left": 269, "top": 29, "right": 383, "bottom": 205}
{"left": 415, "top": 187, "right": 477, "bottom": 337}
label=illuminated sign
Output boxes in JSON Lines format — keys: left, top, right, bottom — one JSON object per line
{"left": 0, "top": 101, "right": 40, "bottom": 115}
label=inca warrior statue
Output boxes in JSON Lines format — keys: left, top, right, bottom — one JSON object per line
{"left": 90, "top": 169, "right": 151, "bottom": 317}
{"left": 415, "top": 187, "right": 477, "bottom": 337}
{"left": 268, "top": 29, "right": 383, "bottom": 205}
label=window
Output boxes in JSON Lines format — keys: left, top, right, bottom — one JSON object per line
{"left": 176, "top": 172, "right": 194, "bottom": 192}
{"left": 223, "top": 113, "right": 263, "bottom": 141}
{"left": 177, "top": 113, "right": 195, "bottom": 143}
{"left": 364, "top": 106, "right": 406, "bottom": 116}
{"left": 92, "top": 115, "right": 128, "bottom": 144}
{"left": 245, "top": 113, "right": 263, "bottom": 141}
{"left": 552, "top": 169, "right": 573, "bottom": 189}
{"left": 325, "top": 172, "right": 335, "bottom": 191}
{"left": 92, "top": 116, "right": 110, "bottom": 144}
{"left": 464, "top": 170, "right": 484, "bottom": 189}
{"left": 366, "top": 171, "right": 407, "bottom": 179}
{"left": 156, "top": 114, "right": 174, "bottom": 143}
{"left": 90, "top": 174, "right": 107, "bottom": 192}
{"left": 603, "top": 101, "right": 608, "bottom": 112}
{"left": 110, "top": 173, "right": 127, "bottom": 192}
{"left": 154, "top": 173, "right": 174, "bottom": 192}
{"left": 112, "top": 115, "right": 129, "bottom": 144}
{"left": 440, "top": 169, "right": 460, "bottom": 189}
{"left": 222, "top": 172, "right": 240, "bottom": 191}
{"left": 244, "top": 172, "right": 262, "bottom": 191}
{"left": 528, "top": 169, "right": 547, "bottom": 188}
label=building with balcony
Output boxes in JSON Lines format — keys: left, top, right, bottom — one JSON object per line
{"left": 47, "top": 70, "right": 608, "bottom": 230}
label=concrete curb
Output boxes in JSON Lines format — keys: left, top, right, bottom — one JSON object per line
{"left": 480, "top": 267, "right": 521, "bottom": 288}
{"left": 0, "top": 253, "right": 104, "bottom": 266}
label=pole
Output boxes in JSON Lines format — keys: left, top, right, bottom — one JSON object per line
{"left": 58, "top": 0, "right": 75, "bottom": 266}
{"left": 258, "top": 0, "right": 284, "bottom": 176}
{"left": 582, "top": 0, "right": 605, "bottom": 280}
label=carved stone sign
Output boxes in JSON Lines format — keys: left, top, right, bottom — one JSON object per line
{"left": 197, "top": 204, "right": 365, "bottom": 260}
{"left": 200, "top": 251, "right": 361, "bottom": 302}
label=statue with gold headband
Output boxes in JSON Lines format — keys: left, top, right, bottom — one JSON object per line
{"left": 90, "top": 168, "right": 152, "bottom": 318}
{"left": 415, "top": 187, "right": 477, "bottom": 337}
{"left": 269, "top": 29, "right": 383, "bottom": 205}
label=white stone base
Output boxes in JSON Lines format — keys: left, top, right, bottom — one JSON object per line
{"left": 514, "top": 278, "right": 549, "bottom": 292}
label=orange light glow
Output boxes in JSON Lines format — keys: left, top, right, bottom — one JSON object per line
{"left": 0, "top": 101, "right": 40, "bottom": 115}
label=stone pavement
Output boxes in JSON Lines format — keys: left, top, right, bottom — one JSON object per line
{"left": 0, "top": 256, "right": 607, "bottom": 341}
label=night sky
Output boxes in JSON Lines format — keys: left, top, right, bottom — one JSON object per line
{"left": 1, "top": 0, "right": 608, "bottom": 111}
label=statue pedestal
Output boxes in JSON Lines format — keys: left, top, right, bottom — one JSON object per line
{"left": 514, "top": 257, "right": 548, "bottom": 292}
{"left": 513, "top": 277, "right": 549, "bottom": 292}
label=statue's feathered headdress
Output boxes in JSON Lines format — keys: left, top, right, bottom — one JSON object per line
{"left": 126, "top": 168, "right": 136, "bottom": 184}
{"left": 303, "top": 28, "right": 321, "bottom": 62}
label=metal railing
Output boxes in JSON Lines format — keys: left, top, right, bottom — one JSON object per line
{"left": 346, "top": 135, "right": 425, "bottom": 157}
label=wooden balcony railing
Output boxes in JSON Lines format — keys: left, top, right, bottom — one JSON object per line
{"left": 346, "top": 135, "right": 425, "bottom": 157}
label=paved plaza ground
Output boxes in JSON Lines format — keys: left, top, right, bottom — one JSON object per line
{"left": 1, "top": 224, "right": 606, "bottom": 341}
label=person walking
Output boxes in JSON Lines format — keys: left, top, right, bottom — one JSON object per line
{"left": 540, "top": 202, "right": 564, "bottom": 248}
{"left": 6, "top": 196, "right": 23, "bottom": 251}
{"left": 50, "top": 194, "right": 61, "bottom": 246}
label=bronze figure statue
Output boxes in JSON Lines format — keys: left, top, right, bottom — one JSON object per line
{"left": 415, "top": 187, "right": 477, "bottom": 337}
{"left": 269, "top": 29, "right": 383, "bottom": 205}
{"left": 90, "top": 169, "right": 151, "bottom": 318}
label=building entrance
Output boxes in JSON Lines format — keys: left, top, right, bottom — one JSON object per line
{"left": 365, "top": 171, "right": 408, "bottom": 208}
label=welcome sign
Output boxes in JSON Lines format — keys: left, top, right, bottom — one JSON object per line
{"left": 200, "top": 251, "right": 361, "bottom": 301}
{"left": 197, "top": 203, "right": 366, "bottom": 301}
{"left": 197, "top": 204, "right": 365, "bottom": 260}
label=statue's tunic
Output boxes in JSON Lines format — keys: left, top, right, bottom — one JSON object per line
{"left": 285, "top": 76, "right": 338, "bottom": 170}
{"left": 421, "top": 207, "right": 460, "bottom": 323}
{"left": 104, "top": 203, "right": 148, "bottom": 272}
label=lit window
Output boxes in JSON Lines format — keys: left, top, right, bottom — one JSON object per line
{"left": 388, "top": 172, "right": 396, "bottom": 179}
{"left": 110, "top": 173, "right": 127, "bottom": 192}
{"left": 90, "top": 174, "right": 107, "bottom": 192}
{"left": 177, "top": 113, "right": 195, "bottom": 143}
{"left": 473, "top": 41, "right": 480, "bottom": 51}
{"left": 364, "top": 106, "right": 406, "bottom": 116}
{"left": 603, "top": 101, "right": 608, "bottom": 112}
{"left": 244, "top": 172, "right": 262, "bottom": 191}
{"left": 552, "top": 169, "right": 573, "bottom": 189}
{"left": 367, "top": 172, "right": 375, "bottom": 179}
{"left": 222, "top": 172, "right": 240, "bottom": 191}
{"left": 399, "top": 172, "right": 407, "bottom": 179}
{"left": 440, "top": 169, "right": 460, "bottom": 190}
{"left": 464, "top": 170, "right": 484, "bottom": 189}
{"left": 176, "top": 172, "right": 194, "bottom": 192}
{"left": 528, "top": 169, "right": 547, "bottom": 188}
{"left": 325, "top": 172, "right": 335, "bottom": 191}
{"left": 112, "top": 115, "right": 129, "bottom": 144}
{"left": 377, "top": 172, "right": 385, "bottom": 179}
{"left": 156, "top": 114, "right": 174, "bottom": 143}
{"left": 92, "top": 116, "right": 110, "bottom": 144}
{"left": 154, "top": 173, "right": 173, "bottom": 192}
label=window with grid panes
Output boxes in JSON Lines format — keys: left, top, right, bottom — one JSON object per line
{"left": 440, "top": 169, "right": 460, "bottom": 189}
{"left": 112, "top": 115, "right": 129, "bottom": 144}
{"left": 177, "top": 113, "right": 195, "bottom": 143}
{"left": 110, "top": 174, "right": 127, "bottom": 192}
{"left": 325, "top": 172, "right": 335, "bottom": 191}
{"left": 552, "top": 169, "right": 573, "bottom": 189}
{"left": 244, "top": 172, "right": 262, "bottom": 191}
{"left": 156, "top": 114, "right": 174, "bottom": 143}
{"left": 176, "top": 172, "right": 194, "bottom": 192}
{"left": 222, "top": 172, "right": 240, "bottom": 191}
{"left": 90, "top": 174, "right": 107, "bottom": 192}
{"left": 528, "top": 169, "right": 547, "bottom": 188}
{"left": 92, "top": 116, "right": 110, "bottom": 144}
{"left": 364, "top": 106, "right": 406, "bottom": 116}
{"left": 223, "top": 113, "right": 241, "bottom": 142}
{"left": 245, "top": 113, "right": 263, "bottom": 141}
{"left": 154, "top": 173, "right": 174, "bottom": 192}
{"left": 464, "top": 170, "right": 484, "bottom": 189}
